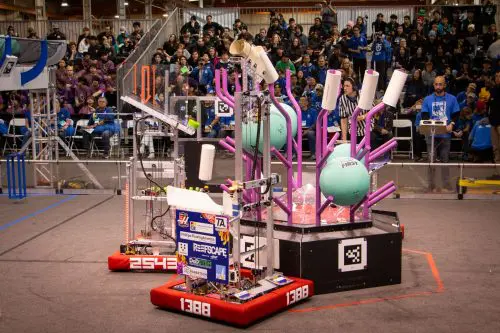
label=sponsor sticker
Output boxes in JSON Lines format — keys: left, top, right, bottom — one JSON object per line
{"left": 180, "top": 231, "right": 216, "bottom": 245}
{"left": 190, "top": 221, "right": 214, "bottom": 235}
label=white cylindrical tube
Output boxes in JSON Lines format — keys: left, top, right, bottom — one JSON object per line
{"left": 322, "top": 69, "right": 342, "bottom": 110}
{"left": 199, "top": 144, "right": 216, "bottom": 181}
{"left": 383, "top": 70, "right": 408, "bottom": 107}
{"left": 257, "top": 49, "right": 279, "bottom": 84}
{"left": 358, "top": 70, "right": 379, "bottom": 110}
{"left": 229, "top": 39, "right": 251, "bottom": 57}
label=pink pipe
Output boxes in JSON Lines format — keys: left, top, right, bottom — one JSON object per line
{"left": 322, "top": 112, "right": 328, "bottom": 153}
{"left": 269, "top": 84, "right": 294, "bottom": 225}
{"left": 221, "top": 137, "right": 255, "bottom": 161}
{"left": 218, "top": 139, "right": 249, "bottom": 162}
{"left": 315, "top": 108, "right": 329, "bottom": 226}
{"left": 317, "top": 196, "right": 334, "bottom": 223}
{"left": 349, "top": 107, "right": 362, "bottom": 158}
{"left": 368, "top": 186, "right": 396, "bottom": 207}
{"left": 222, "top": 68, "right": 235, "bottom": 103}
{"left": 368, "top": 140, "right": 397, "bottom": 163}
{"left": 350, "top": 195, "right": 367, "bottom": 222}
{"left": 271, "top": 147, "right": 292, "bottom": 168}
{"left": 369, "top": 181, "right": 395, "bottom": 200}
{"left": 285, "top": 69, "right": 302, "bottom": 187}
{"left": 356, "top": 136, "right": 366, "bottom": 155}
{"left": 318, "top": 132, "right": 340, "bottom": 169}
{"left": 220, "top": 184, "right": 231, "bottom": 193}
{"left": 362, "top": 102, "right": 386, "bottom": 218}
{"left": 273, "top": 197, "right": 291, "bottom": 215}
{"left": 215, "top": 70, "right": 235, "bottom": 109}
{"left": 234, "top": 71, "right": 241, "bottom": 92}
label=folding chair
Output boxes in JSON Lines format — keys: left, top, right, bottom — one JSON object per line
{"left": 68, "top": 119, "right": 89, "bottom": 156}
{"left": 2, "top": 118, "right": 27, "bottom": 156}
{"left": 392, "top": 119, "right": 414, "bottom": 159}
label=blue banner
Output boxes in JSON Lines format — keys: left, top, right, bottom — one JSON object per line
{"left": 176, "top": 210, "right": 230, "bottom": 284}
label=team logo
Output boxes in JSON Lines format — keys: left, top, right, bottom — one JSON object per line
{"left": 178, "top": 212, "right": 189, "bottom": 227}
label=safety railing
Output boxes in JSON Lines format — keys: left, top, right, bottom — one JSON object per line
{"left": 1, "top": 157, "right": 499, "bottom": 199}
{"left": 119, "top": 9, "right": 180, "bottom": 112}
{"left": 116, "top": 18, "right": 164, "bottom": 111}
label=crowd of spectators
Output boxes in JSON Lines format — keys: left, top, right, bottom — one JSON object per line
{"left": 154, "top": 1, "right": 499, "bottom": 164}
{"left": 1, "top": 1, "right": 499, "bottom": 164}
{"left": 0, "top": 22, "right": 146, "bottom": 157}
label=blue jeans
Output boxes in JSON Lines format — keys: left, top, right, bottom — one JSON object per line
{"left": 305, "top": 129, "right": 316, "bottom": 155}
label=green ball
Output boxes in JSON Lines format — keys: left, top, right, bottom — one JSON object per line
{"left": 327, "top": 143, "right": 366, "bottom": 165}
{"left": 242, "top": 111, "right": 287, "bottom": 153}
{"left": 271, "top": 103, "right": 297, "bottom": 138}
{"left": 319, "top": 157, "right": 370, "bottom": 206}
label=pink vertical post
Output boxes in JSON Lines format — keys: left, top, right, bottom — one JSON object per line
{"left": 285, "top": 69, "right": 302, "bottom": 187}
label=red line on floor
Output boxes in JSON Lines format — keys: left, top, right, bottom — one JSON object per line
{"left": 289, "top": 248, "right": 444, "bottom": 313}
{"left": 290, "top": 291, "right": 435, "bottom": 313}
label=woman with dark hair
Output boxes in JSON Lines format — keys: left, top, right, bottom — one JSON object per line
{"left": 409, "top": 46, "right": 427, "bottom": 71}
{"left": 152, "top": 52, "right": 168, "bottom": 77}
{"left": 356, "top": 16, "right": 367, "bottom": 37}
{"left": 163, "top": 34, "right": 178, "bottom": 56}
{"left": 296, "top": 70, "right": 307, "bottom": 90}
{"left": 288, "top": 37, "right": 303, "bottom": 65}
{"left": 207, "top": 47, "right": 219, "bottom": 68}
{"left": 404, "top": 69, "right": 426, "bottom": 108}
{"left": 394, "top": 46, "right": 411, "bottom": 71}
{"left": 339, "top": 77, "right": 371, "bottom": 143}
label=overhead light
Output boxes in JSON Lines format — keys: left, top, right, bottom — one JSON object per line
{"left": 61, "top": 1, "right": 69, "bottom": 7}
{"left": 124, "top": 2, "right": 129, "bottom": 5}
{"left": 163, "top": 13, "right": 168, "bottom": 17}
{"left": 115, "top": 15, "right": 120, "bottom": 18}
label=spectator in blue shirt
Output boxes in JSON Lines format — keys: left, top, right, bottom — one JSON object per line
{"left": 421, "top": 76, "right": 460, "bottom": 192}
{"left": 371, "top": 32, "right": 389, "bottom": 91}
{"left": 347, "top": 25, "right": 368, "bottom": 83}
{"left": 300, "top": 96, "right": 318, "bottom": 160}
{"left": 56, "top": 100, "right": 76, "bottom": 137}
{"left": 452, "top": 107, "right": 474, "bottom": 160}
{"left": 469, "top": 117, "right": 493, "bottom": 162}
{"left": 82, "top": 96, "right": 116, "bottom": 158}
{"left": 199, "top": 54, "right": 214, "bottom": 89}
{"left": 317, "top": 55, "right": 328, "bottom": 85}
{"left": 298, "top": 54, "right": 317, "bottom": 79}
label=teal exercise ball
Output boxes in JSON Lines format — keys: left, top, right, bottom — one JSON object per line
{"left": 319, "top": 157, "right": 370, "bottom": 206}
{"left": 270, "top": 103, "right": 297, "bottom": 138}
{"left": 242, "top": 111, "right": 287, "bottom": 153}
{"left": 327, "top": 143, "right": 365, "bottom": 165}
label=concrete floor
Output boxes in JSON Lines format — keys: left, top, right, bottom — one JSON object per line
{"left": 0, "top": 194, "right": 499, "bottom": 333}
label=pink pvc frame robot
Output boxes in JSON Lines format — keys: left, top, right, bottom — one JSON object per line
{"left": 214, "top": 68, "right": 303, "bottom": 225}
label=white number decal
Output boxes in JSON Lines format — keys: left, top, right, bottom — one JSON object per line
{"left": 129, "top": 257, "right": 141, "bottom": 269}
{"left": 180, "top": 298, "right": 211, "bottom": 317}
{"left": 286, "top": 285, "right": 309, "bottom": 305}
{"left": 129, "top": 257, "right": 168, "bottom": 270}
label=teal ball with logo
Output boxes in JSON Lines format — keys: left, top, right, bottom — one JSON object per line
{"left": 319, "top": 157, "right": 370, "bottom": 206}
